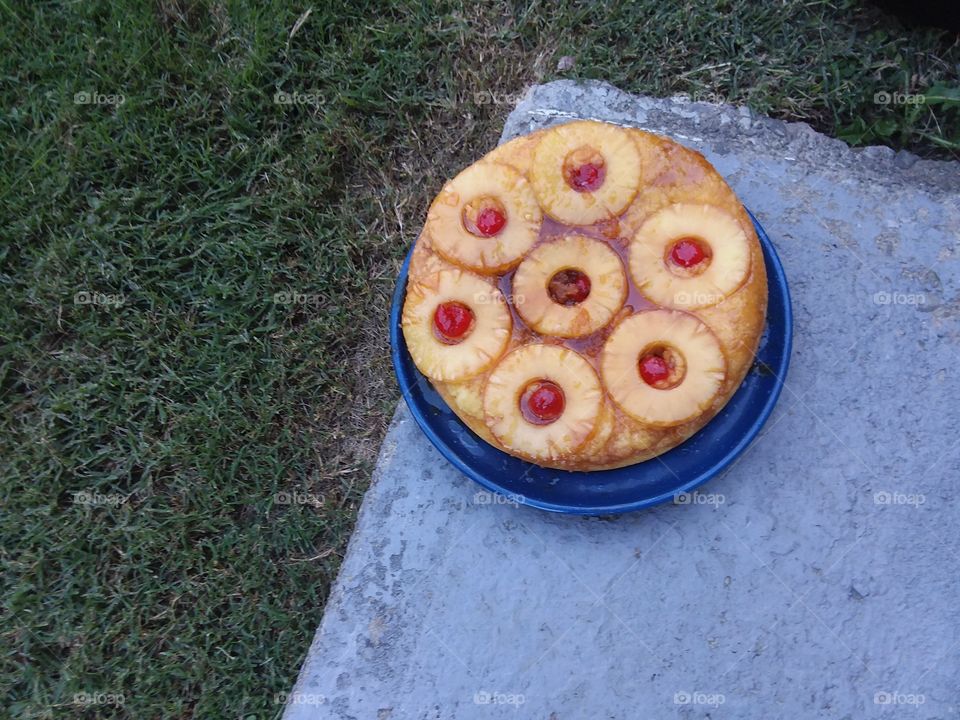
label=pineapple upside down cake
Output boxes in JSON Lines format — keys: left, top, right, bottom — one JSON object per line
{"left": 401, "top": 120, "right": 767, "bottom": 471}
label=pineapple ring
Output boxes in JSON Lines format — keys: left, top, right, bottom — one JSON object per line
{"left": 483, "top": 344, "right": 603, "bottom": 462}
{"left": 530, "top": 121, "right": 643, "bottom": 225}
{"left": 425, "top": 161, "right": 542, "bottom": 274}
{"left": 601, "top": 310, "right": 726, "bottom": 427}
{"left": 512, "top": 235, "right": 627, "bottom": 338}
{"left": 401, "top": 268, "right": 512, "bottom": 382}
{"left": 629, "top": 203, "right": 751, "bottom": 309}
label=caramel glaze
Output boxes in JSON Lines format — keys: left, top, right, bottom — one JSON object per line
{"left": 496, "top": 214, "right": 656, "bottom": 370}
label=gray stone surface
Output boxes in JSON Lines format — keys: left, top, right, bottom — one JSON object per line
{"left": 285, "top": 81, "right": 960, "bottom": 719}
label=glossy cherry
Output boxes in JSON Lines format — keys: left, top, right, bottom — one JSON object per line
{"left": 433, "top": 302, "right": 474, "bottom": 342}
{"left": 474, "top": 206, "right": 506, "bottom": 237}
{"left": 521, "top": 380, "right": 565, "bottom": 424}
{"left": 568, "top": 162, "right": 604, "bottom": 192}
{"left": 639, "top": 354, "right": 671, "bottom": 386}
{"left": 670, "top": 238, "right": 706, "bottom": 268}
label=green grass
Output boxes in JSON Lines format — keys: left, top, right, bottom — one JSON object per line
{"left": 1, "top": 1, "right": 957, "bottom": 717}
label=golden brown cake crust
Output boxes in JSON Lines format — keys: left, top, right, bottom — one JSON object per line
{"left": 403, "top": 123, "right": 767, "bottom": 471}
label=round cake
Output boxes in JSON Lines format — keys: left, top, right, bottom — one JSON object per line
{"left": 401, "top": 120, "right": 767, "bottom": 471}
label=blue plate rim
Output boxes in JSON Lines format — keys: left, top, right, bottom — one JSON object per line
{"left": 389, "top": 208, "right": 792, "bottom": 515}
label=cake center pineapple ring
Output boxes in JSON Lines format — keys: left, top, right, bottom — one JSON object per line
{"left": 519, "top": 379, "right": 566, "bottom": 425}
{"left": 432, "top": 301, "right": 475, "bottom": 344}
{"left": 547, "top": 268, "right": 592, "bottom": 306}
{"left": 665, "top": 236, "right": 712, "bottom": 276}
{"left": 461, "top": 196, "right": 507, "bottom": 238}
{"left": 562, "top": 147, "right": 606, "bottom": 193}
{"left": 637, "top": 343, "right": 687, "bottom": 390}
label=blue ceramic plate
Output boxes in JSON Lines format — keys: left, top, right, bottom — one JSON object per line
{"left": 390, "top": 210, "right": 792, "bottom": 515}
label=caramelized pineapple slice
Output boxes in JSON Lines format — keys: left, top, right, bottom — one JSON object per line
{"left": 628, "top": 203, "right": 751, "bottom": 309}
{"left": 530, "top": 121, "right": 643, "bottom": 225}
{"left": 483, "top": 344, "right": 602, "bottom": 462}
{"left": 512, "top": 235, "right": 627, "bottom": 338}
{"left": 425, "top": 161, "right": 541, "bottom": 274}
{"left": 601, "top": 310, "right": 726, "bottom": 427}
{"left": 402, "top": 268, "right": 511, "bottom": 382}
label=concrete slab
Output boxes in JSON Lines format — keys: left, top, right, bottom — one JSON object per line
{"left": 285, "top": 81, "right": 960, "bottom": 719}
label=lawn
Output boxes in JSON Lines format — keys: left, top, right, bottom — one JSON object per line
{"left": 1, "top": 1, "right": 957, "bottom": 718}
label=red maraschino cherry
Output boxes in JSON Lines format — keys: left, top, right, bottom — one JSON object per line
{"left": 521, "top": 380, "right": 565, "bottom": 424}
{"left": 474, "top": 207, "right": 506, "bottom": 236}
{"left": 670, "top": 238, "right": 706, "bottom": 268}
{"left": 433, "top": 302, "right": 474, "bottom": 342}
{"left": 639, "top": 354, "right": 670, "bottom": 386}
{"left": 569, "top": 162, "right": 604, "bottom": 192}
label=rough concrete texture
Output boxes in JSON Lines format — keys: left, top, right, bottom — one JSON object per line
{"left": 285, "top": 81, "right": 960, "bottom": 719}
